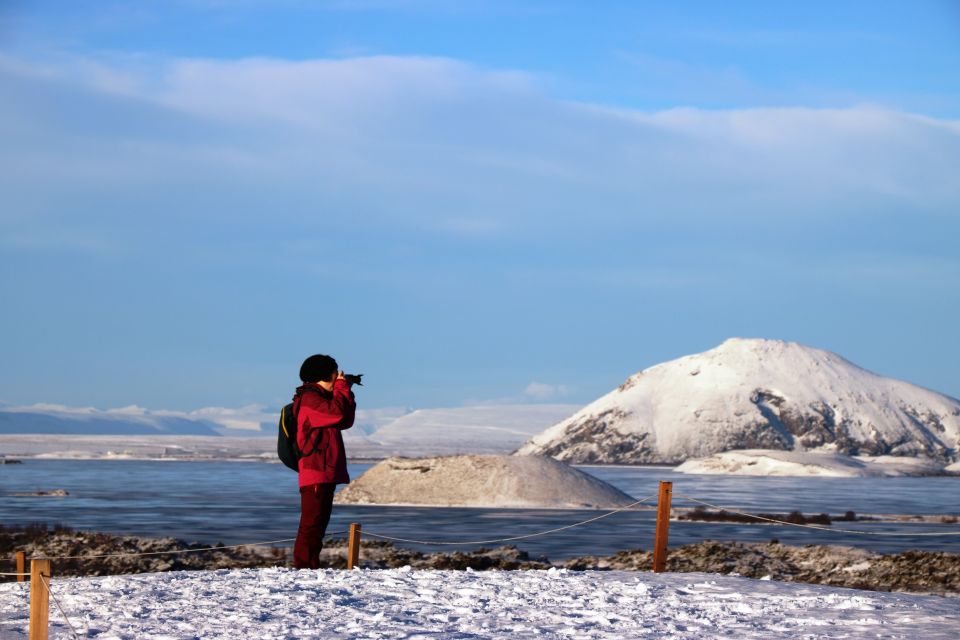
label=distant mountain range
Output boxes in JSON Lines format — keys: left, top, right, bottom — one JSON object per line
{"left": 517, "top": 338, "right": 960, "bottom": 465}
{"left": 0, "top": 404, "right": 222, "bottom": 436}
{"left": 0, "top": 402, "right": 579, "bottom": 458}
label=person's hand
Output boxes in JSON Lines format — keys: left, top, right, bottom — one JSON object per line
{"left": 337, "top": 371, "right": 345, "bottom": 380}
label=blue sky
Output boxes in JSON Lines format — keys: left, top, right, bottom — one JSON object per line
{"left": 1, "top": 1, "right": 959, "bottom": 412}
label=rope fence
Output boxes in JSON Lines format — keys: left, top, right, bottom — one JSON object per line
{"left": 33, "top": 538, "right": 296, "bottom": 562}
{"left": 364, "top": 494, "right": 658, "bottom": 546}
{"left": 4, "top": 481, "right": 958, "bottom": 639}
{"left": 39, "top": 574, "right": 81, "bottom": 640}
{"left": 17, "top": 531, "right": 347, "bottom": 562}
{"left": 673, "top": 493, "right": 960, "bottom": 537}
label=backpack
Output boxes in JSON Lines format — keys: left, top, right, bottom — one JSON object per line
{"left": 277, "top": 387, "right": 325, "bottom": 471}
{"left": 277, "top": 402, "right": 301, "bottom": 471}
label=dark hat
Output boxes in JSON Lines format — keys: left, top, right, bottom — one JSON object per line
{"left": 299, "top": 354, "right": 338, "bottom": 383}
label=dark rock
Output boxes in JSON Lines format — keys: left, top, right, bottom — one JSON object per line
{"left": 3, "top": 525, "right": 957, "bottom": 596}
{"left": 564, "top": 541, "right": 960, "bottom": 596}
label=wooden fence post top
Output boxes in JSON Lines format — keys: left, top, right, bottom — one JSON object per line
{"left": 30, "top": 558, "right": 50, "bottom": 577}
{"left": 347, "top": 523, "right": 362, "bottom": 570}
{"left": 16, "top": 551, "right": 26, "bottom": 583}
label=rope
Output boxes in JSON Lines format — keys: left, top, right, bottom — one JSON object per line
{"left": 364, "top": 494, "right": 658, "bottom": 546}
{"left": 7, "top": 489, "right": 957, "bottom": 566}
{"left": 39, "top": 573, "right": 82, "bottom": 640}
{"left": 674, "top": 493, "right": 960, "bottom": 537}
{"left": 0, "top": 572, "right": 29, "bottom": 577}
{"left": 32, "top": 531, "right": 348, "bottom": 561}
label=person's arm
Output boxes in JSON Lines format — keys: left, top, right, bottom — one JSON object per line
{"left": 299, "top": 379, "right": 356, "bottom": 432}
{"left": 330, "top": 377, "right": 356, "bottom": 431}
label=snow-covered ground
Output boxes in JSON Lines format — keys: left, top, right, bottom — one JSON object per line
{"left": 1, "top": 567, "right": 957, "bottom": 639}
{"left": 675, "top": 449, "right": 954, "bottom": 477}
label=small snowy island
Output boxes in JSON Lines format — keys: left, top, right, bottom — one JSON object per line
{"left": 675, "top": 449, "right": 959, "bottom": 477}
{"left": 335, "top": 454, "right": 639, "bottom": 509}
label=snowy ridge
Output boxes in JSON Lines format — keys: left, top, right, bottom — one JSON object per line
{"left": 517, "top": 338, "right": 960, "bottom": 465}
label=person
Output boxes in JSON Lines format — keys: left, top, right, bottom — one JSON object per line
{"left": 292, "top": 353, "right": 356, "bottom": 569}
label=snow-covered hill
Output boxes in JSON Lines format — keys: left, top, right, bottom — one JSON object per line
{"left": 517, "top": 338, "right": 960, "bottom": 465}
{"left": 367, "top": 405, "right": 579, "bottom": 456}
{"left": 335, "top": 454, "right": 637, "bottom": 508}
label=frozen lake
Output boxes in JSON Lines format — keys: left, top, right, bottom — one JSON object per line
{"left": 1, "top": 460, "right": 958, "bottom": 559}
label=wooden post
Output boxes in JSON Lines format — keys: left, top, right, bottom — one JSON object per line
{"left": 652, "top": 481, "right": 673, "bottom": 573}
{"left": 346, "top": 523, "right": 362, "bottom": 570}
{"left": 16, "top": 551, "right": 26, "bottom": 583}
{"left": 29, "top": 559, "right": 50, "bottom": 640}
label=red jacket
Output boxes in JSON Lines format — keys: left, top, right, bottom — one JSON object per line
{"left": 294, "top": 378, "right": 355, "bottom": 487}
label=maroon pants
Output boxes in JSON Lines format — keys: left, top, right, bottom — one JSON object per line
{"left": 294, "top": 483, "right": 336, "bottom": 569}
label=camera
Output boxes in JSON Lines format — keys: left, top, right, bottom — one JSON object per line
{"left": 344, "top": 373, "right": 364, "bottom": 386}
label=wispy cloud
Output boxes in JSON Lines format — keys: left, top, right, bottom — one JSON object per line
{"left": 3, "top": 52, "right": 957, "bottom": 245}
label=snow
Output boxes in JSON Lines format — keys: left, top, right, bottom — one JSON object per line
{"left": 1, "top": 567, "right": 957, "bottom": 639}
{"left": 335, "top": 455, "right": 638, "bottom": 508}
{"left": 518, "top": 338, "right": 960, "bottom": 468}
{"left": 675, "top": 449, "right": 953, "bottom": 477}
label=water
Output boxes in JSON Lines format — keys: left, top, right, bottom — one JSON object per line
{"left": 1, "top": 460, "right": 958, "bottom": 560}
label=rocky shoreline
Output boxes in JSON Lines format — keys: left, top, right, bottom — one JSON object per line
{"left": 2, "top": 524, "right": 957, "bottom": 596}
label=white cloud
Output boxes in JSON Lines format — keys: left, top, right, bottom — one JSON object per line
{"left": 523, "top": 382, "right": 571, "bottom": 401}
